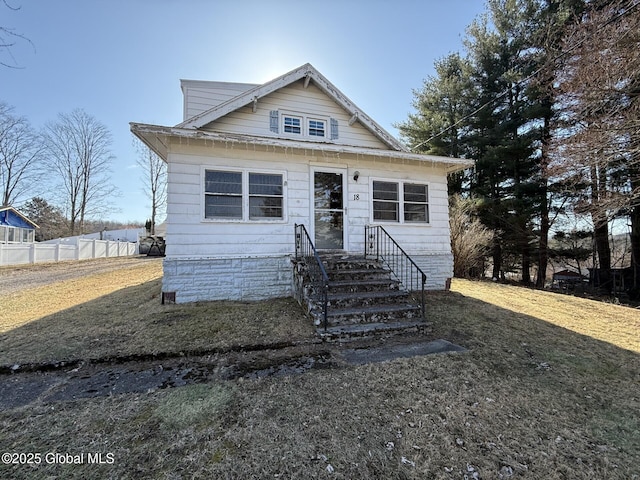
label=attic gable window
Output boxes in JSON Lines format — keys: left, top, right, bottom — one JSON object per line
{"left": 308, "top": 119, "right": 326, "bottom": 137}
{"left": 272, "top": 111, "right": 336, "bottom": 140}
{"left": 283, "top": 115, "right": 302, "bottom": 134}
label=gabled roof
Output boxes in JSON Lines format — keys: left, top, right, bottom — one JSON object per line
{"left": 176, "top": 63, "right": 409, "bottom": 152}
{"left": 0, "top": 206, "right": 39, "bottom": 229}
{"left": 553, "top": 270, "right": 587, "bottom": 278}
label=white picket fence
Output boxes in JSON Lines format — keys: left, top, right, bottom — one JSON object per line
{"left": 0, "top": 238, "right": 138, "bottom": 266}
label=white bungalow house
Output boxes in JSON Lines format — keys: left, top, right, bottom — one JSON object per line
{"left": 131, "top": 64, "right": 471, "bottom": 304}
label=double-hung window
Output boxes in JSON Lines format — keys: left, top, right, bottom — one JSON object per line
{"left": 373, "top": 181, "right": 399, "bottom": 221}
{"left": 283, "top": 115, "right": 302, "bottom": 134}
{"left": 205, "top": 170, "right": 242, "bottom": 219}
{"left": 372, "top": 180, "right": 429, "bottom": 223}
{"left": 205, "top": 169, "right": 284, "bottom": 221}
{"left": 276, "top": 111, "right": 331, "bottom": 139}
{"left": 249, "top": 173, "right": 283, "bottom": 219}
{"left": 308, "top": 119, "right": 326, "bottom": 137}
{"left": 403, "top": 183, "right": 429, "bottom": 223}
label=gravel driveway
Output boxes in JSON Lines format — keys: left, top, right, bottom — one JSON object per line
{"left": 0, "top": 256, "right": 163, "bottom": 295}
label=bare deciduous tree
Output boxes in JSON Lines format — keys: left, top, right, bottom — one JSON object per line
{"left": 0, "top": 0, "right": 34, "bottom": 69}
{"left": 552, "top": 0, "right": 640, "bottom": 291}
{"left": 43, "top": 109, "right": 118, "bottom": 235}
{"left": 449, "top": 195, "right": 494, "bottom": 278}
{"left": 134, "top": 138, "right": 167, "bottom": 235}
{"left": 0, "top": 101, "right": 44, "bottom": 206}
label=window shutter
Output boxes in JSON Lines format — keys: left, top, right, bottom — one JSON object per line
{"left": 330, "top": 118, "right": 339, "bottom": 140}
{"left": 269, "top": 110, "right": 279, "bottom": 133}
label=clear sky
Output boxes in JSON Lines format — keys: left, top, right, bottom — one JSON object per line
{"left": 1, "top": 0, "right": 487, "bottom": 224}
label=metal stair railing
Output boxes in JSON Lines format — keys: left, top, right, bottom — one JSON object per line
{"left": 294, "top": 224, "right": 330, "bottom": 331}
{"left": 364, "top": 225, "right": 427, "bottom": 319}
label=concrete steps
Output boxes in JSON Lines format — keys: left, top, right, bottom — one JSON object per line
{"left": 293, "top": 254, "right": 428, "bottom": 334}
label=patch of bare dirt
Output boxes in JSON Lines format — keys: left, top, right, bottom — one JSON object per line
{"left": 0, "top": 343, "right": 332, "bottom": 409}
{"left": 0, "top": 333, "right": 467, "bottom": 410}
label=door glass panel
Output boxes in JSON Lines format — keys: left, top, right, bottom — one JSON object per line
{"left": 315, "top": 211, "right": 343, "bottom": 249}
{"left": 314, "top": 171, "right": 344, "bottom": 249}
{"left": 314, "top": 172, "right": 343, "bottom": 210}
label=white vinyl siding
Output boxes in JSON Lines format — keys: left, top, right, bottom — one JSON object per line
{"left": 164, "top": 142, "right": 452, "bottom": 262}
{"left": 181, "top": 80, "right": 258, "bottom": 121}
{"left": 204, "top": 83, "right": 388, "bottom": 149}
{"left": 168, "top": 152, "right": 262, "bottom": 256}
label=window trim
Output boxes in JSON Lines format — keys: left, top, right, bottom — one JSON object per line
{"left": 204, "top": 169, "right": 243, "bottom": 220}
{"left": 202, "top": 167, "right": 287, "bottom": 223}
{"left": 282, "top": 114, "right": 302, "bottom": 135}
{"left": 248, "top": 172, "right": 285, "bottom": 220}
{"left": 279, "top": 111, "right": 330, "bottom": 139}
{"left": 370, "top": 178, "right": 430, "bottom": 225}
{"left": 372, "top": 180, "right": 399, "bottom": 222}
{"left": 0, "top": 225, "right": 34, "bottom": 244}
{"left": 403, "top": 182, "right": 430, "bottom": 224}
{"left": 307, "top": 117, "right": 327, "bottom": 138}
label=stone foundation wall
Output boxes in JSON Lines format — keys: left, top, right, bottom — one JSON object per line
{"left": 411, "top": 253, "right": 454, "bottom": 290}
{"left": 161, "top": 252, "right": 452, "bottom": 304}
{"left": 162, "top": 255, "right": 293, "bottom": 303}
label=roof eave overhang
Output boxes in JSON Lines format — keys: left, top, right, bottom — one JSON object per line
{"left": 130, "top": 122, "right": 169, "bottom": 161}
{"left": 129, "top": 123, "right": 474, "bottom": 172}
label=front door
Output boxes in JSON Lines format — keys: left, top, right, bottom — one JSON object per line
{"left": 313, "top": 169, "right": 345, "bottom": 250}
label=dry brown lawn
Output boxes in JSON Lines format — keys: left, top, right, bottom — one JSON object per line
{"left": 452, "top": 280, "right": 639, "bottom": 353}
{"left": 0, "top": 259, "right": 315, "bottom": 365}
{"left": 1, "top": 259, "right": 164, "bottom": 335}
{"left": 0, "top": 269, "right": 639, "bottom": 479}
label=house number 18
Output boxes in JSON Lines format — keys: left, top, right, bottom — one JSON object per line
{"left": 353, "top": 194, "right": 360, "bottom": 200}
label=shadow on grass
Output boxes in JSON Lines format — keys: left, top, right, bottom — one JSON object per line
{"left": 0, "top": 284, "right": 639, "bottom": 479}
{"left": 424, "top": 289, "right": 640, "bottom": 461}
{"left": 0, "top": 278, "right": 316, "bottom": 366}
{"left": 424, "top": 289, "right": 639, "bottom": 387}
